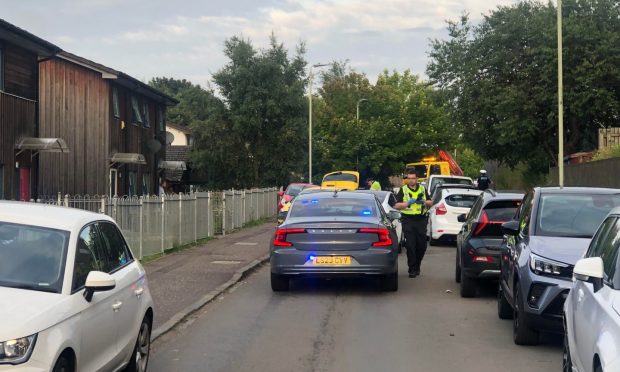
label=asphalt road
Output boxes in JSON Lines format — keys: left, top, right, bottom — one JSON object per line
{"left": 149, "top": 244, "right": 562, "bottom": 372}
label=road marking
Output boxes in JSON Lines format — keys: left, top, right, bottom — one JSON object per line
{"left": 234, "top": 242, "right": 258, "bottom": 246}
{"left": 212, "top": 260, "right": 242, "bottom": 265}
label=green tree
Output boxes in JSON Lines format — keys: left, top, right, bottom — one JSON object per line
{"left": 427, "top": 0, "right": 620, "bottom": 176}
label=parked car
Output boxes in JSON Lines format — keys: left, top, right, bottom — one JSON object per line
{"left": 455, "top": 190, "right": 523, "bottom": 297}
{"left": 321, "top": 171, "right": 360, "bottom": 190}
{"left": 278, "top": 183, "right": 317, "bottom": 212}
{"left": 429, "top": 183, "right": 477, "bottom": 202}
{"left": 427, "top": 175, "right": 474, "bottom": 197}
{"left": 564, "top": 208, "right": 620, "bottom": 372}
{"left": 498, "top": 187, "right": 620, "bottom": 345}
{"left": 0, "top": 201, "right": 154, "bottom": 372}
{"left": 427, "top": 187, "right": 482, "bottom": 245}
{"left": 355, "top": 190, "right": 402, "bottom": 246}
{"left": 270, "top": 191, "right": 400, "bottom": 292}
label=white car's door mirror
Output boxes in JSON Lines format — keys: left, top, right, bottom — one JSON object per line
{"left": 574, "top": 257, "right": 604, "bottom": 293}
{"left": 84, "top": 271, "right": 116, "bottom": 302}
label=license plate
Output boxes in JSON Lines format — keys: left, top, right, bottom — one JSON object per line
{"left": 312, "top": 256, "right": 351, "bottom": 265}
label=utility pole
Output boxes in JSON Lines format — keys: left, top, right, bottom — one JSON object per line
{"left": 557, "top": 0, "right": 564, "bottom": 188}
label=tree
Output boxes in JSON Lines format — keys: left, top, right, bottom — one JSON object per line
{"left": 427, "top": 0, "right": 620, "bottom": 175}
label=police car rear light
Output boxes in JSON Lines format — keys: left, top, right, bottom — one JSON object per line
{"left": 359, "top": 228, "right": 393, "bottom": 247}
{"left": 273, "top": 228, "right": 305, "bottom": 247}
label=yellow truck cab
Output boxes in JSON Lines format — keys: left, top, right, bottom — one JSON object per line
{"left": 321, "top": 171, "right": 360, "bottom": 190}
{"left": 403, "top": 157, "right": 450, "bottom": 185}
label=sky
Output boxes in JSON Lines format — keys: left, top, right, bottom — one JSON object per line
{"left": 1, "top": 0, "right": 518, "bottom": 88}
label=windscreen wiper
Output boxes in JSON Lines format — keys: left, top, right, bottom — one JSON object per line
{"left": 0, "top": 281, "right": 58, "bottom": 293}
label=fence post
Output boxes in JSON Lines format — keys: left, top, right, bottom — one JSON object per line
{"left": 179, "top": 194, "right": 183, "bottom": 246}
{"left": 161, "top": 195, "right": 165, "bottom": 254}
{"left": 57, "top": 192, "right": 62, "bottom": 206}
{"left": 231, "top": 188, "right": 236, "bottom": 229}
{"left": 207, "top": 191, "right": 212, "bottom": 237}
{"left": 139, "top": 196, "right": 144, "bottom": 260}
{"left": 222, "top": 191, "right": 226, "bottom": 236}
{"left": 194, "top": 193, "right": 198, "bottom": 243}
{"left": 100, "top": 197, "right": 106, "bottom": 214}
{"left": 64, "top": 194, "right": 69, "bottom": 207}
{"left": 242, "top": 190, "right": 246, "bottom": 227}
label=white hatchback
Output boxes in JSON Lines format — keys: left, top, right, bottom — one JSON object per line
{"left": 0, "top": 202, "right": 153, "bottom": 372}
{"left": 427, "top": 188, "right": 482, "bottom": 244}
{"left": 564, "top": 209, "right": 620, "bottom": 372}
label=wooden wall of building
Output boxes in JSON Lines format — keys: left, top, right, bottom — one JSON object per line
{"left": 2, "top": 43, "right": 38, "bottom": 100}
{"left": 38, "top": 58, "right": 109, "bottom": 196}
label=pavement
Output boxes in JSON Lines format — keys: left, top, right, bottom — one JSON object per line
{"left": 144, "top": 221, "right": 276, "bottom": 340}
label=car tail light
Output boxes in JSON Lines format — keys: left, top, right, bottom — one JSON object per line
{"left": 473, "top": 210, "right": 489, "bottom": 236}
{"left": 436, "top": 203, "right": 447, "bottom": 215}
{"left": 358, "top": 228, "right": 393, "bottom": 247}
{"left": 273, "top": 228, "right": 305, "bottom": 247}
{"left": 473, "top": 256, "right": 493, "bottom": 263}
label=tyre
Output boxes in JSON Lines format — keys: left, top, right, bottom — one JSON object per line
{"left": 513, "top": 283, "right": 539, "bottom": 345}
{"left": 381, "top": 271, "right": 398, "bottom": 292}
{"left": 271, "top": 273, "right": 290, "bottom": 292}
{"left": 53, "top": 354, "right": 73, "bottom": 372}
{"left": 455, "top": 250, "right": 461, "bottom": 283}
{"left": 497, "top": 284, "right": 513, "bottom": 320}
{"left": 124, "top": 316, "right": 151, "bottom": 372}
{"left": 459, "top": 269, "right": 477, "bottom": 298}
{"left": 562, "top": 330, "right": 573, "bottom": 372}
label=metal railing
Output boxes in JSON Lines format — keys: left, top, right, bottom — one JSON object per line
{"left": 35, "top": 188, "right": 278, "bottom": 259}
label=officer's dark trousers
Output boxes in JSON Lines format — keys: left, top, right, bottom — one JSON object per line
{"left": 402, "top": 216, "right": 428, "bottom": 273}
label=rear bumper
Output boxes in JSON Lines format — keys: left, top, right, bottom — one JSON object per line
{"left": 270, "top": 248, "right": 398, "bottom": 276}
{"left": 430, "top": 217, "right": 463, "bottom": 239}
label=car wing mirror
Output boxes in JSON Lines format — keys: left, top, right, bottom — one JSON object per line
{"left": 277, "top": 191, "right": 284, "bottom": 197}
{"left": 84, "top": 271, "right": 116, "bottom": 302}
{"left": 457, "top": 214, "right": 467, "bottom": 223}
{"left": 388, "top": 210, "right": 402, "bottom": 221}
{"left": 501, "top": 220, "right": 520, "bottom": 236}
{"left": 574, "top": 257, "right": 604, "bottom": 292}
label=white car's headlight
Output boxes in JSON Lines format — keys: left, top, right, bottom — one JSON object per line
{"left": 0, "top": 334, "right": 37, "bottom": 365}
{"left": 529, "top": 253, "right": 571, "bottom": 279}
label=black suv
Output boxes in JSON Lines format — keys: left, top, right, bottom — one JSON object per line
{"left": 455, "top": 190, "right": 523, "bottom": 297}
{"left": 498, "top": 187, "right": 620, "bottom": 345}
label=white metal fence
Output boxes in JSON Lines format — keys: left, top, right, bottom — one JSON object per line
{"left": 35, "top": 188, "right": 278, "bottom": 259}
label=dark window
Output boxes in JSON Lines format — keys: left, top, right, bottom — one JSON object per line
{"left": 444, "top": 193, "right": 478, "bottom": 208}
{"left": 405, "top": 165, "right": 427, "bottom": 179}
{"left": 142, "top": 173, "right": 150, "bottom": 195}
{"left": 467, "top": 196, "right": 483, "bottom": 222}
{"left": 128, "top": 171, "right": 137, "bottom": 197}
{"left": 0, "top": 164, "right": 3, "bottom": 199}
{"left": 518, "top": 193, "right": 534, "bottom": 235}
{"left": 158, "top": 107, "right": 165, "bottom": 131}
{"left": 187, "top": 134, "right": 194, "bottom": 146}
{"left": 586, "top": 217, "right": 620, "bottom": 285}
{"left": 536, "top": 193, "right": 620, "bottom": 238}
{"left": 73, "top": 225, "right": 104, "bottom": 292}
{"left": 429, "top": 164, "right": 442, "bottom": 176}
{"left": 142, "top": 102, "right": 150, "bottom": 128}
{"left": 131, "top": 96, "right": 142, "bottom": 125}
{"left": 285, "top": 185, "right": 305, "bottom": 197}
{"left": 97, "top": 222, "right": 132, "bottom": 272}
{"left": 290, "top": 197, "right": 378, "bottom": 218}
{"left": 483, "top": 200, "right": 521, "bottom": 221}
{"left": 112, "top": 87, "right": 120, "bottom": 118}
{"left": 0, "top": 45, "right": 4, "bottom": 90}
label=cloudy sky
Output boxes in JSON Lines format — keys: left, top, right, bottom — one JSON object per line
{"left": 1, "top": 0, "right": 517, "bottom": 88}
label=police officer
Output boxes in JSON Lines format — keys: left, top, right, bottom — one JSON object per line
{"left": 476, "top": 169, "right": 492, "bottom": 191}
{"left": 366, "top": 177, "right": 381, "bottom": 191}
{"left": 395, "top": 171, "right": 432, "bottom": 278}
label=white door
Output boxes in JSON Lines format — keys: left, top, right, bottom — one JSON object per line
{"left": 73, "top": 224, "right": 119, "bottom": 372}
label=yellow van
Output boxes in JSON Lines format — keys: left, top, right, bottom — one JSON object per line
{"left": 403, "top": 158, "right": 450, "bottom": 184}
{"left": 321, "top": 171, "right": 360, "bottom": 190}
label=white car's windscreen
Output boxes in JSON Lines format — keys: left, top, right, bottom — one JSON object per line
{"left": 0, "top": 222, "right": 69, "bottom": 293}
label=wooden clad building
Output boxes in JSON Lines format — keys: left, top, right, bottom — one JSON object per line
{"left": 0, "top": 19, "right": 61, "bottom": 200}
{"left": 38, "top": 52, "right": 177, "bottom": 197}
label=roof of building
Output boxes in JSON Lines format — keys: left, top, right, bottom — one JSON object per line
{"left": 166, "top": 123, "right": 193, "bottom": 134}
{"left": 165, "top": 146, "right": 190, "bottom": 182}
{"left": 0, "top": 18, "right": 61, "bottom": 56}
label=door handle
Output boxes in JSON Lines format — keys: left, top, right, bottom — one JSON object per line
{"left": 134, "top": 287, "right": 144, "bottom": 298}
{"left": 112, "top": 301, "right": 123, "bottom": 312}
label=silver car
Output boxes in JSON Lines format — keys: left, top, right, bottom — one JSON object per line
{"left": 270, "top": 191, "right": 400, "bottom": 292}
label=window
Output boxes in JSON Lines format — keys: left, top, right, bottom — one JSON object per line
{"left": 586, "top": 217, "right": 620, "bottom": 285}
{"left": 73, "top": 225, "right": 104, "bottom": 292}
{"left": 186, "top": 134, "right": 194, "bottom": 146}
{"left": 142, "top": 173, "right": 150, "bottom": 195}
{"left": 444, "top": 193, "right": 478, "bottom": 208}
{"left": 112, "top": 87, "right": 120, "bottom": 118}
{"left": 158, "top": 107, "right": 165, "bottom": 131}
{"left": 587, "top": 217, "right": 618, "bottom": 258}
{"left": 0, "top": 164, "right": 3, "bottom": 199}
{"left": 0, "top": 45, "right": 4, "bottom": 90}
{"left": 128, "top": 171, "right": 137, "bottom": 197}
{"left": 142, "top": 102, "right": 150, "bottom": 128}
{"left": 466, "top": 197, "right": 483, "bottom": 222}
{"left": 290, "top": 197, "right": 378, "bottom": 218}
{"left": 483, "top": 200, "right": 521, "bottom": 222}
{"left": 97, "top": 222, "right": 132, "bottom": 273}
{"left": 131, "top": 96, "right": 142, "bottom": 125}
{"left": 518, "top": 193, "right": 534, "bottom": 235}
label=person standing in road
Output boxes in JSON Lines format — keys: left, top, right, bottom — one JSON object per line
{"left": 366, "top": 177, "right": 382, "bottom": 191}
{"left": 476, "top": 170, "right": 493, "bottom": 191}
{"left": 395, "top": 171, "right": 432, "bottom": 278}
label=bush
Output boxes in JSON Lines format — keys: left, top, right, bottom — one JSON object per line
{"left": 592, "top": 145, "right": 620, "bottom": 161}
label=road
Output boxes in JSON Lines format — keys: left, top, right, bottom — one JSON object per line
{"left": 150, "top": 244, "right": 562, "bottom": 372}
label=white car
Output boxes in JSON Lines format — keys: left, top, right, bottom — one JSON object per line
{"left": 427, "top": 188, "right": 482, "bottom": 244}
{"left": 426, "top": 175, "right": 474, "bottom": 196}
{"left": 564, "top": 209, "right": 620, "bottom": 372}
{"left": 357, "top": 190, "right": 402, "bottom": 245}
{"left": 0, "top": 202, "right": 153, "bottom": 372}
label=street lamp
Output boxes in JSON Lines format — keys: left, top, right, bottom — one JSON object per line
{"left": 557, "top": 0, "right": 564, "bottom": 188}
{"left": 356, "top": 98, "right": 369, "bottom": 121}
{"left": 308, "top": 62, "right": 330, "bottom": 184}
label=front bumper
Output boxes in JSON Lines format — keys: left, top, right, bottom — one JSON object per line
{"left": 271, "top": 248, "right": 398, "bottom": 276}
{"left": 521, "top": 271, "right": 572, "bottom": 333}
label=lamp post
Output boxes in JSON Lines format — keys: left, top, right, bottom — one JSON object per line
{"left": 356, "top": 98, "right": 369, "bottom": 121}
{"left": 557, "top": 0, "right": 564, "bottom": 188}
{"left": 308, "top": 62, "right": 330, "bottom": 184}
